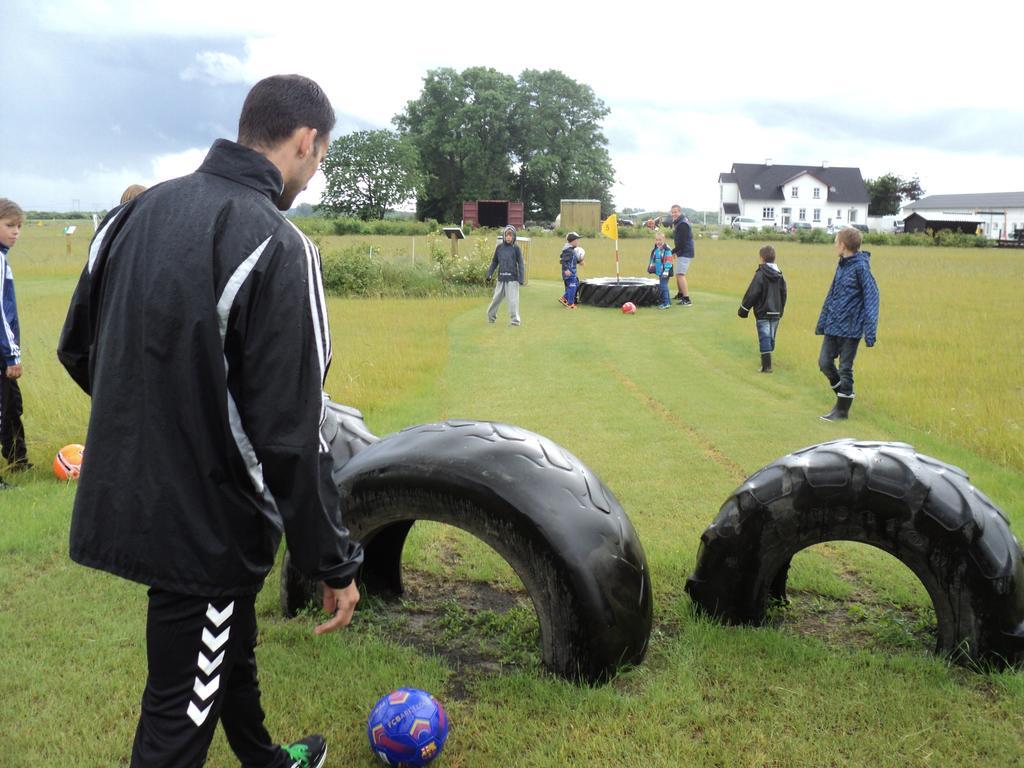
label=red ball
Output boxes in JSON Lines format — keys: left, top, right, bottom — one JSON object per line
{"left": 621, "top": 302, "right": 637, "bottom": 314}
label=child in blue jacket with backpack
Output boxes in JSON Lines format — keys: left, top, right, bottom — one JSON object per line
{"left": 559, "top": 232, "right": 585, "bottom": 308}
{"left": 648, "top": 231, "right": 674, "bottom": 309}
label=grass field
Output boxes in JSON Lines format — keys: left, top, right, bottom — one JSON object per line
{"left": 2, "top": 222, "right": 1023, "bottom": 766}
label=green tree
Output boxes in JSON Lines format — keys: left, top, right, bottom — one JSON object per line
{"left": 394, "top": 67, "right": 616, "bottom": 223}
{"left": 512, "top": 69, "right": 615, "bottom": 219}
{"left": 320, "top": 130, "right": 421, "bottom": 220}
{"left": 866, "top": 173, "right": 925, "bottom": 216}
{"left": 394, "top": 67, "right": 517, "bottom": 222}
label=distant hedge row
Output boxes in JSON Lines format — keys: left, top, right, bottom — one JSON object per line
{"left": 718, "top": 226, "right": 991, "bottom": 248}
{"left": 319, "top": 240, "right": 491, "bottom": 297}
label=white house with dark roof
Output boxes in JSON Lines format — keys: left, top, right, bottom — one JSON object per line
{"left": 719, "top": 161, "right": 869, "bottom": 230}
{"left": 902, "top": 192, "right": 1024, "bottom": 239}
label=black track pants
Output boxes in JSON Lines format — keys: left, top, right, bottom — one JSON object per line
{"left": 131, "top": 589, "right": 289, "bottom": 768}
{"left": 0, "top": 372, "right": 26, "bottom": 467}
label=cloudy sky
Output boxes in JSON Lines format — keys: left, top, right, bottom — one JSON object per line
{"left": 3, "top": 0, "right": 1023, "bottom": 214}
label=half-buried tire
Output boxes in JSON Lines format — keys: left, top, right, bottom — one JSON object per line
{"left": 282, "top": 409, "right": 653, "bottom": 684}
{"left": 686, "top": 439, "right": 1024, "bottom": 668}
{"left": 576, "top": 277, "right": 661, "bottom": 308}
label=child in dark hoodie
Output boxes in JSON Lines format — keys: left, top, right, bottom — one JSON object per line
{"left": 738, "top": 245, "right": 787, "bottom": 373}
{"left": 486, "top": 225, "right": 525, "bottom": 325}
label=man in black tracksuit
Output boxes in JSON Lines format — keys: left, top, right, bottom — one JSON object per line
{"left": 57, "top": 75, "right": 360, "bottom": 768}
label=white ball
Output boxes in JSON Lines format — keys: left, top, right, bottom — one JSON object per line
{"left": 574, "top": 247, "right": 585, "bottom": 262}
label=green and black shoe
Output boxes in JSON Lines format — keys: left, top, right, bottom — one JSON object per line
{"left": 282, "top": 734, "right": 327, "bottom": 768}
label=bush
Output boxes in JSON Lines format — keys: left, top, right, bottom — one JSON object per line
{"left": 431, "top": 237, "right": 491, "bottom": 287}
{"left": 291, "top": 216, "right": 439, "bottom": 238}
{"left": 319, "top": 239, "right": 491, "bottom": 298}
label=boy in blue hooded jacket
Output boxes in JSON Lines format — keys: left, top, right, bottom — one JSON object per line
{"left": 0, "top": 198, "right": 28, "bottom": 487}
{"left": 815, "top": 227, "right": 879, "bottom": 421}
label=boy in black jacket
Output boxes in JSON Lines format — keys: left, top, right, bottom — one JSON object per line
{"left": 738, "top": 245, "right": 787, "bottom": 373}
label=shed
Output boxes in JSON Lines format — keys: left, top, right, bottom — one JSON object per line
{"left": 902, "top": 212, "right": 981, "bottom": 235}
{"left": 462, "top": 200, "right": 524, "bottom": 229}
{"left": 560, "top": 199, "right": 601, "bottom": 233}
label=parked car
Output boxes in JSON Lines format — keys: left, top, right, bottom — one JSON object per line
{"left": 827, "top": 222, "right": 868, "bottom": 235}
{"left": 789, "top": 222, "right": 813, "bottom": 233}
{"left": 618, "top": 218, "right": 635, "bottom": 227}
{"left": 731, "top": 217, "right": 760, "bottom": 231}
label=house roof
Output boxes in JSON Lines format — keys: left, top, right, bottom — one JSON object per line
{"left": 905, "top": 192, "right": 1024, "bottom": 210}
{"left": 904, "top": 212, "right": 981, "bottom": 223}
{"left": 718, "top": 172, "right": 737, "bottom": 184}
{"left": 726, "top": 163, "right": 869, "bottom": 204}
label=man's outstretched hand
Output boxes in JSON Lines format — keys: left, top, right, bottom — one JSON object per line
{"left": 315, "top": 580, "right": 360, "bottom": 635}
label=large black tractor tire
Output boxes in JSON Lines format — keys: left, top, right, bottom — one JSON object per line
{"left": 686, "top": 439, "right": 1024, "bottom": 667}
{"left": 282, "top": 410, "right": 652, "bottom": 685}
{"left": 576, "top": 277, "right": 661, "bottom": 308}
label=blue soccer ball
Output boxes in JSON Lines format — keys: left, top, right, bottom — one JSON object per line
{"left": 367, "top": 688, "right": 448, "bottom": 767}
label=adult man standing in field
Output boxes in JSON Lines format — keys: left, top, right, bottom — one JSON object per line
{"left": 668, "top": 204, "right": 694, "bottom": 305}
{"left": 58, "top": 74, "right": 362, "bottom": 768}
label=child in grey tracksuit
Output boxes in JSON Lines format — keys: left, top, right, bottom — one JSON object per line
{"left": 486, "top": 225, "right": 525, "bottom": 325}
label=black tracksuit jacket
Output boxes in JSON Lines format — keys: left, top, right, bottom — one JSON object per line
{"left": 738, "top": 263, "right": 788, "bottom": 320}
{"left": 58, "top": 139, "right": 363, "bottom": 597}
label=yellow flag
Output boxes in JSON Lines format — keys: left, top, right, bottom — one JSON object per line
{"left": 601, "top": 214, "right": 618, "bottom": 240}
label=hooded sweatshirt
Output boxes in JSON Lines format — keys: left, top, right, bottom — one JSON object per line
{"left": 486, "top": 225, "right": 524, "bottom": 284}
{"left": 739, "top": 262, "right": 787, "bottom": 320}
{"left": 815, "top": 250, "right": 879, "bottom": 345}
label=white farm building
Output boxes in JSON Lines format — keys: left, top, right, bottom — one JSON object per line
{"left": 902, "top": 192, "right": 1024, "bottom": 239}
{"left": 719, "top": 161, "right": 869, "bottom": 230}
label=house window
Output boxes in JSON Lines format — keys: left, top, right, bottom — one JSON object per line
{"left": 762, "top": 207, "right": 774, "bottom": 220}
{"left": 850, "top": 210, "right": 858, "bottom": 222}
{"left": 799, "top": 209, "right": 806, "bottom": 221}
{"left": 791, "top": 186, "right": 799, "bottom": 198}
{"left": 813, "top": 188, "right": 821, "bottom": 199}
{"left": 813, "top": 209, "right": 821, "bottom": 222}
{"left": 836, "top": 210, "right": 842, "bottom": 220}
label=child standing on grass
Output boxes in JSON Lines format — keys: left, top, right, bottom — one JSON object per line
{"left": 816, "top": 227, "right": 879, "bottom": 421}
{"left": 738, "top": 245, "right": 787, "bottom": 372}
{"left": 648, "top": 231, "right": 674, "bottom": 309}
{"left": 559, "top": 231, "right": 584, "bottom": 308}
{"left": 0, "top": 198, "right": 29, "bottom": 488}
{"left": 486, "top": 225, "right": 525, "bottom": 326}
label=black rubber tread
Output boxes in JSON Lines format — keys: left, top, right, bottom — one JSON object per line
{"left": 322, "top": 400, "right": 379, "bottom": 472}
{"left": 576, "top": 277, "right": 661, "bottom": 308}
{"left": 282, "top": 412, "right": 653, "bottom": 684}
{"left": 686, "top": 439, "right": 1024, "bottom": 667}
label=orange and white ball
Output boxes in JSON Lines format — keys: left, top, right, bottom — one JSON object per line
{"left": 53, "top": 444, "right": 85, "bottom": 481}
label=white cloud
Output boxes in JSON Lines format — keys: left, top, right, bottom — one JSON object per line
{"left": 9, "top": 0, "right": 1024, "bottom": 212}
{"left": 181, "top": 51, "right": 252, "bottom": 85}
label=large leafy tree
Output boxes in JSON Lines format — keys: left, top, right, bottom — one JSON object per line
{"left": 320, "top": 130, "right": 421, "bottom": 220}
{"left": 395, "top": 67, "right": 615, "bottom": 222}
{"left": 511, "top": 69, "right": 615, "bottom": 219}
{"left": 865, "top": 173, "right": 925, "bottom": 216}
{"left": 394, "top": 67, "right": 517, "bottom": 222}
